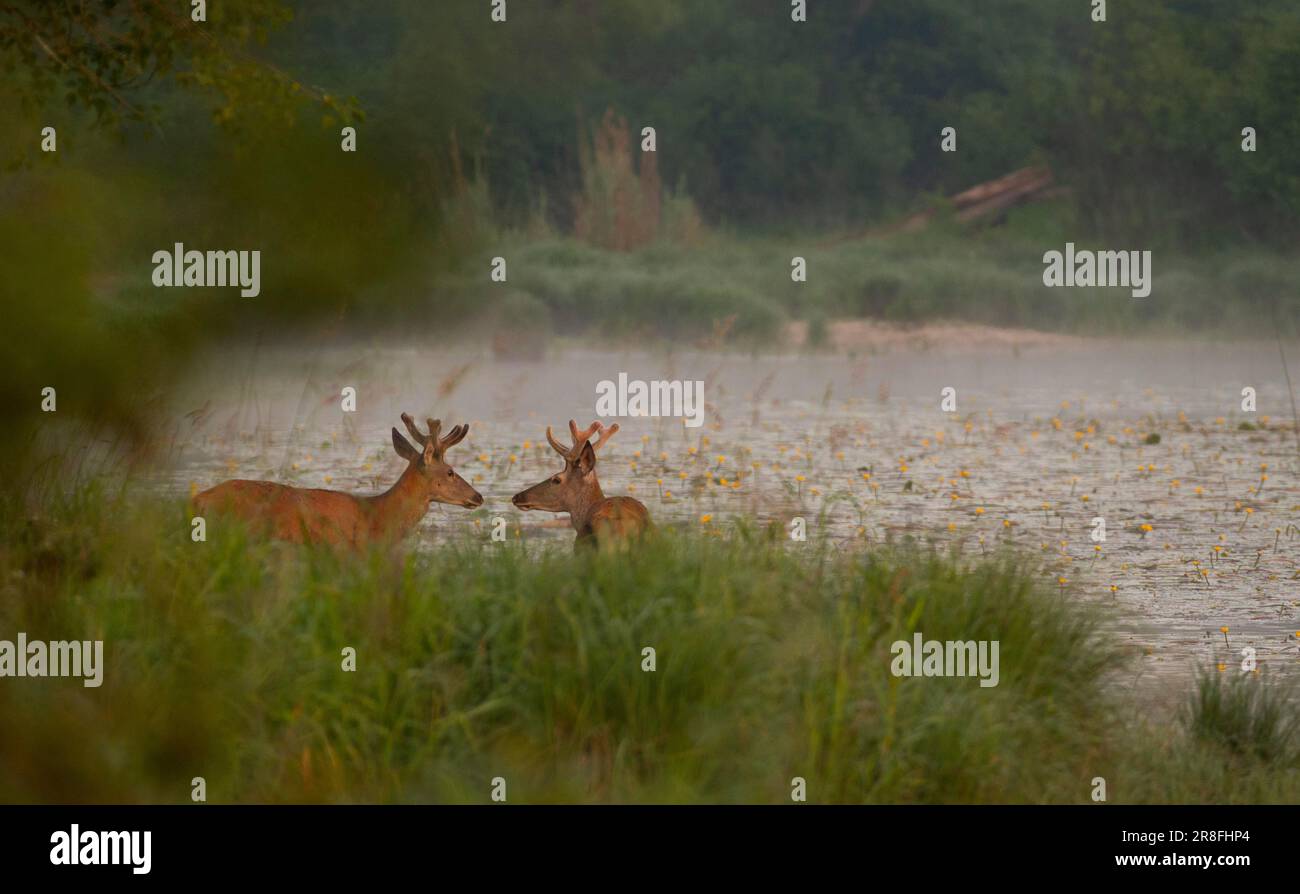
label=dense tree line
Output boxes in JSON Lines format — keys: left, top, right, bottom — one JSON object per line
{"left": 268, "top": 0, "right": 1300, "bottom": 246}
{"left": 7, "top": 1, "right": 1297, "bottom": 245}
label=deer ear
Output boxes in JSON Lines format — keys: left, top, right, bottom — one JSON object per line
{"left": 577, "top": 440, "right": 597, "bottom": 475}
{"left": 392, "top": 428, "right": 419, "bottom": 462}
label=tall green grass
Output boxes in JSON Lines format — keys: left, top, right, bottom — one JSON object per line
{"left": 461, "top": 207, "right": 1300, "bottom": 343}
{"left": 1185, "top": 670, "right": 1300, "bottom": 766}
{"left": 0, "top": 489, "right": 1295, "bottom": 803}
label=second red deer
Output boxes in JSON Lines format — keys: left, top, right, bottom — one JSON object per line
{"left": 512, "top": 420, "right": 650, "bottom": 548}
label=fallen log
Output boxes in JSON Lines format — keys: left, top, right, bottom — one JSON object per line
{"left": 830, "top": 165, "right": 1058, "bottom": 244}
{"left": 954, "top": 165, "right": 1054, "bottom": 223}
{"left": 950, "top": 165, "right": 1052, "bottom": 209}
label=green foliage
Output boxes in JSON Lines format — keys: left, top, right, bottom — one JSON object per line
{"left": 0, "top": 118, "right": 443, "bottom": 480}
{"left": 805, "top": 310, "right": 829, "bottom": 349}
{"left": 1063, "top": 2, "right": 1300, "bottom": 245}
{"left": 257, "top": 0, "right": 1300, "bottom": 242}
{"left": 0, "top": 0, "right": 360, "bottom": 136}
{"left": 7, "top": 1, "right": 1300, "bottom": 239}
{"left": 2, "top": 490, "right": 1296, "bottom": 803}
{"left": 501, "top": 237, "right": 784, "bottom": 341}
{"left": 462, "top": 213, "right": 1300, "bottom": 342}
{"left": 4, "top": 0, "right": 1299, "bottom": 482}
{"left": 1185, "top": 671, "right": 1299, "bottom": 766}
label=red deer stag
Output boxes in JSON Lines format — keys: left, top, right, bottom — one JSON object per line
{"left": 194, "top": 413, "right": 481, "bottom": 549}
{"left": 511, "top": 419, "right": 650, "bottom": 548}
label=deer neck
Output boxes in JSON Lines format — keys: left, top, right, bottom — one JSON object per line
{"left": 568, "top": 477, "right": 606, "bottom": 534}
{"left": 368, "top": 464, "right": 429, "bottom": 540}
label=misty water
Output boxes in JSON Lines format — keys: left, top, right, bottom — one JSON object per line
{"left": 155, "top": 335, "right": 1299, "bottom": 705}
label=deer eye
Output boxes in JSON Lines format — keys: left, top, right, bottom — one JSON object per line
{"left": 446, "top": 469, "right": 455, "bottom": 478}
{"left": 551, "top": 476, "right": 561, "bottom": 485}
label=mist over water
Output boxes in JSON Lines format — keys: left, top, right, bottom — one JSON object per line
{"left": 158, "top": 334, "right": 1300, "bottom": 706}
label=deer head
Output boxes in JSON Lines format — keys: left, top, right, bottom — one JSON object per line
{"left": 511, "top": 419, "right": 618, "bottom": 514}
{"left": 391, "top": 413, "right": 483, "bottom": 508}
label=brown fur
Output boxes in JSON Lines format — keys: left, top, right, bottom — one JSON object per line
{"left": 581, "top": 495, "right": 651, "bottom": 548}
{"left": 193, "top": 414, "right": 480, "bottom": 550}
{"left": 512, "top": 420, "right": 650, "bottom": 549}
